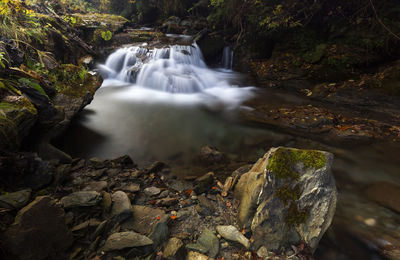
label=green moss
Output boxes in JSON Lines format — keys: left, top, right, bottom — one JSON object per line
{"left": 267, "top": 147, "right": 327, "bottom": 226}
{"left": 0, "top": 97, "right": 37, "bottom": 150}
{"left": 267, "top": 147, "right": 327, "bottom": 180}
{"left": 275, "top": 184, "right": 300, "bottom": 206}
{"left": 49, "top": 64, "right": 99, "bottom": 98}
{"left": 286, "top": 202, "right": 310, "bottom": 226}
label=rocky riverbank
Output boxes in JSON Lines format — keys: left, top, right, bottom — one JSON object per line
{"left": 0, "top": 147, "right": 337, "bottom": 260}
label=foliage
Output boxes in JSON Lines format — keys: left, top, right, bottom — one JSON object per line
{"left": 101, "top": 30, "right": 112, "bottom": 41}
{"left": 0, "top": 51, "right": 8, "bottom": 68}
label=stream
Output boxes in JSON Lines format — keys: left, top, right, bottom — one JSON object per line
{"left": 55, "top": 38, "right": 400, "bottom": 259}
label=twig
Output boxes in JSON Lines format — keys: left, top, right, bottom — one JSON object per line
{"left": 369, "top": 0, "right": 400, "bottom": 41}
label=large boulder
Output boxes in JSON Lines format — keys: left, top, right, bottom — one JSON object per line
{"left": 235, "top": 147, "right": 337, "bottom": 252}
{"left": 1, "top": 196, "right": 73, "bottom": 260}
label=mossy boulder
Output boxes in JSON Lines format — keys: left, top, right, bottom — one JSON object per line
{"left": 235, "top": 147, "right": 337, "bottom": 252}
{"left": 50, "top": 64, "right": 101, "bottom": 98}
{"left": 0, "top": 96, "right": 37, "bottom": 151}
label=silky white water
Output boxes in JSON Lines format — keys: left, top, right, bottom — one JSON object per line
{"left": 98, "top": 43, "right": 254, "bottom": 108}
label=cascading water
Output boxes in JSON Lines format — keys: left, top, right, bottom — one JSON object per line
{"left": 98, "top": 42, "right": 253, "bottom": 105}
{"left": 57, "top": 38, "right": 264, "bottom": 165}
{"left": 221, "top": 46, "right": 234, "bottom": 70}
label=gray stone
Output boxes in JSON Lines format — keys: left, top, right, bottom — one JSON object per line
{"left": 0, "top": 189, "right": 31, "bottom": 209}
{"left": 163, "top": 237, "right": 184, "bottom": 259}
{"left": 197, "top": 194, "right": 216, "bottom": 212}
{"left": 121, "top": 205, "right": 166, "bottom": 235}
{"left": 111, "top": 191, "right": 132, "bottom": 222}
{"left": 60, "top": 191, "right": 101, "bottom": 209}
{"left": 167, "top": 179, "right": 193, "bottom": 192}
{"left": 149, "top": 221, "right": 169, "bottom": 246}
{"left": 156, "top": 197, "right": 179, "bottom": 207}
{"left": 158, "top": 190, "right": 169, "bottom": 198}
{"left": 194, "top": 172, "right": 214, "bottom": 194}
{"left": 144, "top": 186, "right": 161, "bottom": 196}
{"left": 235, "top": 147, "right": 337, "bottom": 252}
{"left": 187, "top": 228, "right": 219, "bottom": 258}
{"left": 122, "top": 183, "right": 140, "bottom": 193}
{"left": 1, "top": 196, "right": 73, "bottom": 260}
{"left": 199, "top": 146, "right": 224, "bottom": 163}
{"left": 83, "top": 181, "right": 108, "bottom": 192}
{"left": 216, "top": 225, "right": 250, "bottom": 249}
{"left": 103, "top": 231, "right": 153, "bottom": 251}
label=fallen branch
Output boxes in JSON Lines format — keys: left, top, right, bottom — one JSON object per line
{"left": 369, "top": 0, "right": 400, "bottom": 41}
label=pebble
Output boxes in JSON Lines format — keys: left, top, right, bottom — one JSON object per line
{"left": 111, "top": 191, "right": 132, "bottom": 222}
{"left": 103, "top": 231, "right": 153, "bottom": 251}
{"left": 216, "top": 225, "right": 250, "bottom": 249}
{"left": 144, "top": 187, "right": 161, "bottom": 196}
{"left": 0, "top": 189, "right": 31, "bottom": 210}
{"left": 60, "top": 191, "right": 101, "bottom": 209}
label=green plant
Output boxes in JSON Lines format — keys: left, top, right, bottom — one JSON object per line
{"left": 101, "top": 30, "right": 113, "bottom": 41}
{"left": 77, "top": 66, "right": 88, "bottom": 81}
{"left": 18, "top": 77, "right": 49, "bottom": 99}
{"left": 0, "top": 51, "right": 8, "bottom": 68}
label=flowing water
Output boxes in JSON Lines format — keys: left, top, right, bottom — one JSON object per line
{"left": 55, "top": 38, "right": 400, "bottom": 259}
{"left": 57, "top": 41, "right": 277, "bottom": 169}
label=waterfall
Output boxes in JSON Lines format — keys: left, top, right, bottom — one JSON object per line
{"left": 99, "top": 43, "right": 245, "bottom": 94}
{"left": 221, "top": 46, "right": 234, "bottom": 70}
{"left": 98, "top": 41, "right": 254, "bottom": 109}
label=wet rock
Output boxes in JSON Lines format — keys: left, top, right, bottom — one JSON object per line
{"left": 187, "top": 228, "right": 219, "bottom": 258}
{"left": 111, "top": 191, "right": 132, "bottom": 222}
{"left": 197, "top": 194, "right": 216, "bottom": 213}
{"left": 111, "top": 155, "right": 135, "bottom": 168}
{"left": 199, "top": 146, "right": 224, "bottom": 163}
{"left": 235, "top": 147, "right": 337, "bottom": 252}
{"left": 145, "top": 161, "right": 165, "bottom": 174}
{"left": 216, "top": 225, "right": 250, "bottom": 249}
{"left": 103, "top": 231, "right": 153, "bottom": 251}
{"left": 83, "top": 181, "right": 108, "bottom": 192}
{"left": 89, "top": 157, "right": 106, "bottom": 169}
{"left": 223, "top": 164, "right": 252, "bottom": 195}
{"left": 86, "top": 169, "right": 105, "bottom": 179}
{"left": 1, "top": 196, "right": 73, "bottom": 260}
{"left": 167, "top": 179, "right": 193, "bottom": 192}
{"left": 121, "top": 205, "right": 166, "bottom": 235}
{"left": 365, "top": 182, "right": 400, "bottom": 213}
{"left": 149, "top": 221, "right": 169, "bottom": 246}
{"left": 60, "top": 191, "right": 102, "bottom": 209}
{"left": 102, "top": 191, "right": 112, "bottom": 212}
{"left": 71, "top": 218, "right": 101, "bottom": 232}
{"left": 144, "top": 186, "right": 161, "bottom": 196}
{"left": 163, "top": 237, "right": 185, "bottom": 259}
{"left": 156, "top": 197, "right": 179, "bottom": 207}
{"left": 194, "top": 172, "right": 215, "bottom": 194}
{"left": 158, "top": 190, "right": 169, "bottom": 198}
{"left": 180, "top": 198, "right": 194, "bottom": 207}
{"left": 187, "top": 251, "right": 213, "bottom": 260}
{"left": 0, "top": 189, "right": 31, "bottom": 210}
{"left": 122, "top": 183, "right": 140, "bottom": 193}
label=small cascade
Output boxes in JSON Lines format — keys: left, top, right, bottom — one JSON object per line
{"left": 99, "top": 42, "right": 243, "bottom": 94}
{"left": 98, "top": 46, "right": 148, "bottom": 82}
{"left": 221, "top": 46, "right": 234, "bottom": 70}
